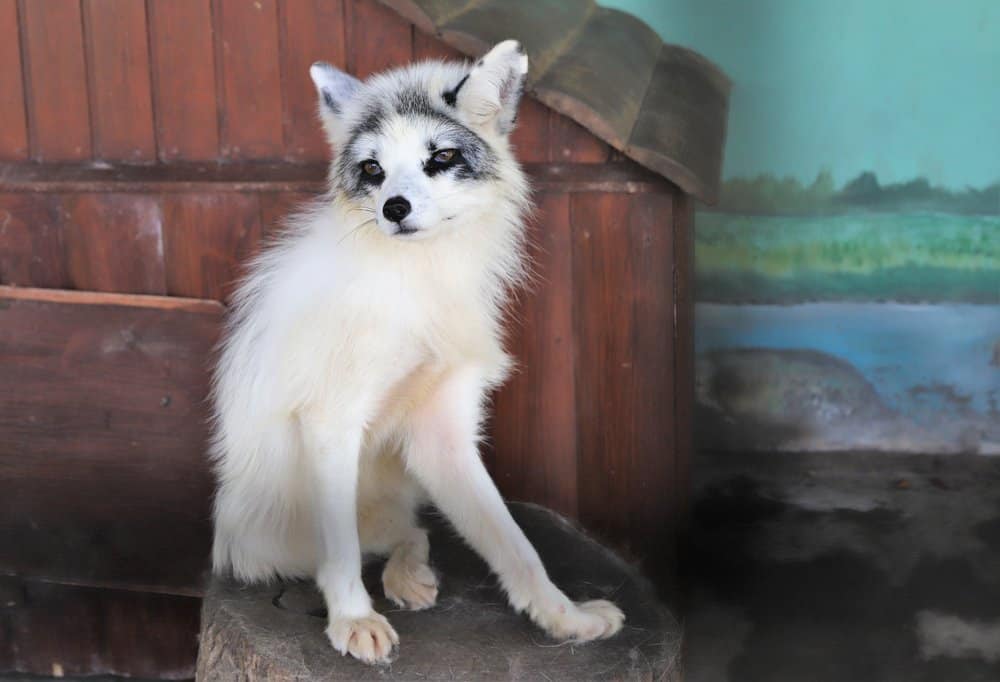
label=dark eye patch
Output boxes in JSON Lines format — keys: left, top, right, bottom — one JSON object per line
{"left": 424, "top": 148, "right": 463, "bottom": 177}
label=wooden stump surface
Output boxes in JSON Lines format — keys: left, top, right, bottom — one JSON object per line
{"left": 197, "top": 503, "right": 681, "bottom": 681}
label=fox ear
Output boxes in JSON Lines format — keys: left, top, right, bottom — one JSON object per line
{"left": 451, "top": 40, "right": 528, "bottom": 135}
{"left": 309, "top": 61, "right": 361, "bottom": 144}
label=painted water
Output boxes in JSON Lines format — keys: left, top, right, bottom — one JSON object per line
{"left": 695, "top": 303, "right": 1000, "bottom": 454}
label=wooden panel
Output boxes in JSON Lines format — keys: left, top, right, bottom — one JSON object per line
{"left": 162, "top": 193, "right": 262, "bottom": 301}
{"left": 19, "top": 0, "right": 92, "bottom": 160}
{"left": 63, "top": 193, "right": 166, "bottom": 294}
{"left": 0, "top": 286, "right": 220, "bottom": 593}
{"left": 549, "top": 111, "right": 610, "bottom": 163}
{"left": 671, "top": 193, "right": 694, "bottom": 526}
{"left": 0, "top": 193, "right": 69, "bottom": 288}
{"left": 345, "top": 0, "right": 413, "bottom": 79}
{"left": 279, "top": 0, "right": 346, "bottom": 160}
{"left": 214, "top": 0, "right": 284, "bottom": 158}
{"left": 259, "top": 191, "right": 315, "bottom": 237}
{"left": 533, "top": 8, "right": 661, "bottom": 150}
{"left": 0, "top": 0, "right": 28, "bottom": 159}
{"left": 0, "top": 577, "right": 199, "bottom": 678}
{"left": 148, "top": 0, "right": 220, "bottom": 161}
{"left": 491, "top": 193, "right": 577, "bottom": 517}
{"left": 82, "top": 0, "right": 156, "bottom": 161}
{"left": 509, "top": 96, "right": 550, "bottom": 164}
{"left": 412, "top": 28, "right": 465, "bottom": 61}
{"left": 571, "top": 192, "right": 675, "bottom": 559}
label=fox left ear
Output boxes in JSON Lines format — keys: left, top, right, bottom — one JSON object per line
{"left": 450, "top": 40, "right": 528, "bottom": 135}
{"left": 309, "top": 61, "right": 362, "bottom": 144}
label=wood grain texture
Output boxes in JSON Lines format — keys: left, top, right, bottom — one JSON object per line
{"left": 533, "top": 8, "right": 660, "bottom": 150}
{"left": 162, "top": 193, "right": 262, "bottom": 301}
{"left": 345, "top": 0, "right": 413, "bottom": 79}
{"left": 0, "top": 0, "right": 28, "bottom": 159}
{"left": 280, "top": 0, "right": 346, "bottom": 161}
{"left": 509, "top": 96, "right": 551, "bottom": 164}
{"left": 671, "top": 192, "right": 694, "bottom": 527}
{"left": 491, "top": 193, "right": 577, "bottom": 517}
{"left": 411, "top": 27, "right": 465, "bottom": 61}
{"left": 0, "top": 286, "right": 220, "bottom": 594}
{"left": 0, "top": 160, "right": 668, "bottom": 194}
{"left": 214, "top": 0, "right": 285, "bottom": 159}
{"left": 148, "top": 0, "right": 220, "bottom": 161}
{"left": 571, "top": 191, "right": 676, "bottom": 562}
{"left": 19, "top": 0, "right": 92, "bottom": 160}
{"left": 549, "top": 111, "right": 610, "bottom": 163}
{"left": 82, "top": 0, "right": 156, "bottom": 161}
{"left": 258, "top": 191, "right": 316, "bottom": 238}
{"left": 0, "top": 193, "right": 69, "bottom": 288}
{"left": 0, "top": 576, "right": 200, "bottom": 678}
{"left": 63, "top": 193, "right": 166, "bottom": 294}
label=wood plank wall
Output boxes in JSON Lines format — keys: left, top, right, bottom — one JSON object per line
{"left": 1, "top": 0, "right": 610, "bottom": 164}
{"left": 0, "top": 1, "right": 689, "bottom": 677}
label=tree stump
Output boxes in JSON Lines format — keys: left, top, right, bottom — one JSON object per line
{"left": 196, "top": 503, "right": 682, "bottom": 680}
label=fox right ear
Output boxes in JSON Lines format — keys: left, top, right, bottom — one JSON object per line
{"left": 309, "top": 62, "right": 361, "bottom": 144}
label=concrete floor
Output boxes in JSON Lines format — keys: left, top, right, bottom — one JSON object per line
{"left": 684, "top": 451, "right": 1000, "bottom": 682}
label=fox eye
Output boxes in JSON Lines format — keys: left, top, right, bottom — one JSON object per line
{"left": 432, "top": 149, "right": 456, "bottom": 164}
{"left": 361, "top": 160, "right": 382, "bottom": 176}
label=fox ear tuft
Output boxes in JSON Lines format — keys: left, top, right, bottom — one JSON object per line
{"left": 453, "top": 40, "right": 528, "bottom": 135}
{"left": 309, "top": 62, "right": 361, "bottom": 144}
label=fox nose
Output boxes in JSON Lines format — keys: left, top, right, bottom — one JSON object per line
{"left": 382, "top": 196, "right": 411, "bottom": 223}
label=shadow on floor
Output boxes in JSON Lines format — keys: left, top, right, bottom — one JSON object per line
{"left": 683, "top": 451, "right": 1000, "bottom": 682}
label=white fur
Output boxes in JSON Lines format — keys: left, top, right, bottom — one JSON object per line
{"left": 210, "top": 41, "right": 624, "bottom": 664}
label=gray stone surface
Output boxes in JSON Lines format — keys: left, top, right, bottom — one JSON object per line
{"left": 198, "top": 503, "right": 680, "bottom": 681}
{"left": 685, "top": 451, "right": 1000, "bottom": 682}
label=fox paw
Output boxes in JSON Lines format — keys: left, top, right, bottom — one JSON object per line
{"left": 326, "top": 611, "right": 399, "bottom": 664}
{"left": 382, "top": 555, "right": 439, "bottom": 610}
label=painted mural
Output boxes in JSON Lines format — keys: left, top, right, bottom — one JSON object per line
{"left": 603, "top": 0, "right": 1000, "bottom": 454}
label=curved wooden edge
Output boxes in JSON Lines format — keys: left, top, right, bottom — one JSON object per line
{"left": 0, "top": 284, "right": 225, "bottom": 315}
{"left": 378, "top": 0, "right": 731, "bottom": 203}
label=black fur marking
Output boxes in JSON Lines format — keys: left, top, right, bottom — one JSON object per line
{"left": 442, "top": 74, "right": 469, "bottom": 107}
{"left": 321, "top": 89, "right": 339, "bottom": 114}
{"left": 334, "top": 87, "right": 500, "bottom": 198}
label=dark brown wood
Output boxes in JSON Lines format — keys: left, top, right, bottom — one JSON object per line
{"left": 671, "top": 193, "right": 695, "bottom": 526}
{"left": 258, "top": 191, "right": 317, "bottom": 237}
{"left": 0, "top": 193, "right": 69, "bottom": 289}
{"left": 197, "top": 503, "right": 681, "bottom": 681}
{"left": 533, "top": 8, "right": 660, "bottom": 151}
{"left": 0, "top": 576, "right": 200, "bottom": 679}
{"left": 571, "top": 191, "right": 676, "bottom": 563}
{"left": 280, "top": 0, "right": 347, "bottom": 161}
{"left": 82, "top": 0, "right": 157, "bottom": 161}
{"left": 411, "top": 26, "right": 465, "bottom": 61}
{"left": 214, "top": 0, "right": 285, "bottom": 159}
{"left": 0, "top": 286, "right": 220, "bottom": 594}
{"left": 491, "top": 193, "right": 578, "bottom": 518}
{"left": 346, "top": 0, "right": 413, "bottom": 79}
{"left": 148, "top": 0, "right": 220, "bottom": 161}
{"left": 509, "top": 95, "right": 551, "bottom": 164}
{"left": 627, "top": 44, "right": 731, "bottom": 204}
{"left": 62, "top": 193, "right": 167, "bottom": 294}
{"left": 162, "top": 192, "right": 263, "bottom": 301}
{"left": 0, "top": 0, "right": 28, "bottom": 160}
{"left": 549, "top": 110, "right": 611, "bottom": 163}
{"left": 0, "top": 160, "right": 671, "bottom": 194}
{"left": 19, "top": 0, "right": 92, "bottom": 161}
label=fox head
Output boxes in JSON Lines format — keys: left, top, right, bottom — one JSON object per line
{"left": 309, "top": 40, "right": 528, "bottom": 240}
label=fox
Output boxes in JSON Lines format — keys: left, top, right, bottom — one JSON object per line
{"left": 209, "top": 39, "right": 625, "bottom": 664}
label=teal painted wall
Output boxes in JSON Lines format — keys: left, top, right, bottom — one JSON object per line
{"left": 600, "top": 1, "right": 1000, "bottom": 454}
